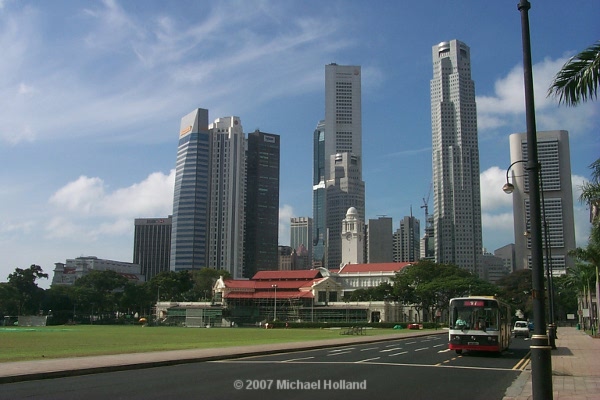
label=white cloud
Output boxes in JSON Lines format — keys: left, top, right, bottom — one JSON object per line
{"left": 480, "top": 166, "right": 513, "bottom": 212}
{"left": 47, "top": 170, "right": 175, "bottom": 240}
{"left": 279, "top": 204, "right": 295, "bottom": 246}
{"left": 0, "top": 2, "right": 352, "bottom": 146}
{"left": 477, "top": 56, "right": 599, "bottom": 136}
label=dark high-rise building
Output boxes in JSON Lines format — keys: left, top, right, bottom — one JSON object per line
{"left": 244, "top": 129, "right": 280, "bottom": 277}
{"left": 312, "top": 120, "right": 326, "bottom": 266}
{"left": 134, "top": 216, "right": 172, "bottom": 281}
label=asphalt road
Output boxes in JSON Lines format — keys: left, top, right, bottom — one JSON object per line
{"left": 0, "top": 334, "right": 532, "bottom": 400}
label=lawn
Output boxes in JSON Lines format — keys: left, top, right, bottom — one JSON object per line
{"left": 0, "top": 325, "right": 418, "bottom": 362}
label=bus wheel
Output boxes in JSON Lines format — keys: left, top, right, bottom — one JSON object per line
{"left": 455, "top": 350, "right": 463, "bottom": 355}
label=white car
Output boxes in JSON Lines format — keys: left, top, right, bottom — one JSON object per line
{"left": 512, "top": 321, "right": 530, "bottom": 338}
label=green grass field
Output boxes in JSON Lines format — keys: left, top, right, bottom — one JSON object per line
{"left": 0, "top": 325, "right": 418, "bottom": 363}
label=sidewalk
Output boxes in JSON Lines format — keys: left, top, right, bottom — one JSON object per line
{"left": 503, "top": 327, "right": 600, "bottom": 400}
{"left": 0, "top": 329, "right": 441, "bottom": 384}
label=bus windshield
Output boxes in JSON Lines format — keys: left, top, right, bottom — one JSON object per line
{"left": 450, "top": 299, "right": 500, "bottom": 332}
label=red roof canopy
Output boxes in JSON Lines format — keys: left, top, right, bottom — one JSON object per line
{"left": 225, "top": 291, "right": 314, "bottom": 299}
{"left": 252, "top": 270, "right": 322, "bottom": 280}
{"left": 338, "top": 262, "right": 412, "bottom": 274}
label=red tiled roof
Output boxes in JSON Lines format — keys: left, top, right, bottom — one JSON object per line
{"left": 252, "top": 270, "right": 322, "bottom": 280}
{"left": 338, "top": 262, "right": 412, "bottom": 274}
{"left": 225, "top": 291, "right": 314, "bottom": 299}
{"left": 223, "top": 280, "right": 256, "bottom": 289}
{"left": 253, "top": 280, "right": 316, "bottom": 289}
{"left": 222, "top": 279, "right": 322, "bottom": 290}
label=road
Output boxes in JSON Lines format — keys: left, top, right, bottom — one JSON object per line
{"left": 0, "top": 334, "right": 531, "bottom": 400}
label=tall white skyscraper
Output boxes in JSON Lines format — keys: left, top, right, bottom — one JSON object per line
{"left": 430, "top": 40, "right": 483, "bottom": 276}
{"left": 207, "top": 116, "right": 246, "bottom": 278}
{"left": 321, "top": 63, "right": 365, "bottom": 269}
{"left": 508, "top": 130, "right": 576, "bottom": 275}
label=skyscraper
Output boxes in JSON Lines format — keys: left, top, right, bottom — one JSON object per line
{"left": 170, "top": 108, "right": 211, "bottom": 271}
{"left": 312, "top": 120, "right": 326, "bottom": 266}
{"left": 290, "top": 217, "right": 313, "bottom": 259}
{"left": 245, "top": 129, "right": 280, "bottom": 277}
{"left": 134, "top": 216, "right": 172, "bottom": 281}
{"left": 368, "top": 216, "right": 393, "bottom": 263}
{"left": 431, "top": 40, "right": 483, "bottom": 276}
{"left": 393, "top": 215, "right": 420, "bottom": 263}
{"left": 207, "top": 116, "right": 246, "bottom": 278}
{"left": 508, "top": 130, "right": 576, "bottom": 275}
{"left": 326, "top": 153, "right": 365, "bottom": 268}
{"left": 321, "top": 63, "right": 364, "bottom": 269}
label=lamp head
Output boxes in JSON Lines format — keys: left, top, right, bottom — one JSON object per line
{"left": 502, "top": 182, "right": 515, "bottom": 194}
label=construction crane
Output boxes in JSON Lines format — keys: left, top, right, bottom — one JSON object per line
{"left": 421, "top": 183, "right": 432, "bottom": 228}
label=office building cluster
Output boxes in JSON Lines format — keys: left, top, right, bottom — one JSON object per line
{"left": 52, "top": 39, "right": 577, "bottom": 287}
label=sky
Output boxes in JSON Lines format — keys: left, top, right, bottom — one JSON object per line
{"left": 1, "top": 0, "right": 598, "bottom": 288}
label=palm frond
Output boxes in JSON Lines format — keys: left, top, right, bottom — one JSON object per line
{"left": 548, "top": 41, "right": 600, "bottom": 106}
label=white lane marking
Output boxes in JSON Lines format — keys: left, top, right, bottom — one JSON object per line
{"left": 433, "top": 344, "right": 445, "bottom": 348}
{"left": 414, "top": 347, "right": 428, "bottom": 352}
{"left": 327, "top": 351, "right": 352, "bottom": 356}
{"left": 438, "top": 349, "right": 452, "bottom": 353}
{"left": 328, "top": 348, "right": 355, "bottom": 352}
{"left": 388, "top": 351, "right": 408, "bottom": 357}
{"left": 379, "top": 347, "right": 403, "bottom": 353}
{"left": 282, "top": 356, "right": 315, "bottom": 362}
{"left": 355, "top": 357, "right": 381, "bottom": 363}
{"left": 405, "top": 341, "right": 417, "bottom": 345}
{"left": 360, "top": 347, "right": 379, "bottom": 351}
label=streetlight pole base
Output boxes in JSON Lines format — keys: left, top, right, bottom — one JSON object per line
{"left": 548, "top": 324, "right": 557, "bottom": 349}
{"left": 530, "top": 334, "right": 553, "bottom": 399}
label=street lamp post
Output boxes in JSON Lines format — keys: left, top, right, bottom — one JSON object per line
{"left": 516, "top": 1, "right": 553, "bottom": 398}
{"left": 272, "top": 284, "right": 278, "bottom": 321}
{"left": 504, "top": 162, "right": 557, "bottom": 350}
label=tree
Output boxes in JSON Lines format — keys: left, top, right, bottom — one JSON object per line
{"left": 73, "top": 270, "right": 129, "bottom": 316}
{"left": 7, "top": 265, "right": 48, "bottom": 315}
{"left": 149, "top": 270, "right": 194, "bottom": 302}
{"left": 547, "top": 40, "right": 600, "bottom": 106}
{"left": 497, "top": 269, "right": 534, "bottom": 321}
{"left": 191, "top": 268, "right": 231, "bottom": 301}
{"left": 0, "top": 283, "right": 20, "bottom": 317}
{"left": 391, "top": 261, "right": 496, "bottom": 322}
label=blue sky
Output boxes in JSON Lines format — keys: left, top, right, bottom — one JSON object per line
{"left": 1, "top": 0, "right": 598, "bottom": 288}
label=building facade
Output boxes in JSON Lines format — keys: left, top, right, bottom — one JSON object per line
{"left": 52, "top": 256, "right": 144, "bottom": 286}
{"left": 368, "top": 216, "right": 393, "bottom": 263}
{"left": 133, "top": 216, "right": 172, "bottom": 281}
{"left": 290, "top": 217, "right": 313, "bottom": 264}
{"left": 508, "top": 130, "right": 576, "bottom": 275}
{"left": 244, "top": 129, "right": 280, "bottom": 277}
{"left": 341, "top": 207, "right": 365, "bottom": 265}
{"left": 312, "top": 120, "right": 326, "bottom": 266}
{"left": 430, "top": 40, "right": 483, "bottom": 277}
{"left": 494, "top": 244, "right": 516, "bottom": 274}
{"left": 207, "top": 116, "right": 246, "bottom": 278}
{"left": 325, "top": 153, "right": 365, "bottom": 268}
{"left": 393, "top": 215, "right": 420, "bottom": 263}
{"left": 170, "top": 108, "right": 211, "bottom": 271}
{"left": 317, "top": 64, "right": 364, "bottom": 269}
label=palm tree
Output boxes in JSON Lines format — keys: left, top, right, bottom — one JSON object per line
{"left": 547, "top": 40, "right": 600, "bottom": 106}
{"left": 564, "top": 262, "right": 596, "bottom": 329}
